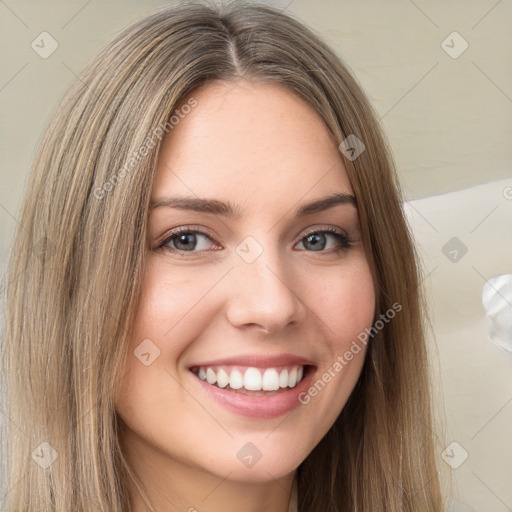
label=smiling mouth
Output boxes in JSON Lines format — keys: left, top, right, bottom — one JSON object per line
{"left": 190, "top": 365, "right": 313, "bottom": 396}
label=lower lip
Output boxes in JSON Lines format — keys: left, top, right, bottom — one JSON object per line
{"left": 191, "top": 368, "right": 316, "bottom": 419}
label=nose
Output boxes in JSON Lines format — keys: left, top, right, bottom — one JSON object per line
{"left": 224, "top": 243, "right": 307, "bottom": 334}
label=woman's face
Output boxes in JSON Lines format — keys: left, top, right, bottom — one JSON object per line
{"left": 115, "top": 79, "right": 375, "bottom": 497}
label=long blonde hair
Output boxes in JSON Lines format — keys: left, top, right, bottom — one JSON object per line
{"left": 1, "top": 1, "right": 445, "bottom": 510}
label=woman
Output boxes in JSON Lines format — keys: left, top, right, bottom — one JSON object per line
{"left": 1, "top": 1, "right": 445, "bottom": 510}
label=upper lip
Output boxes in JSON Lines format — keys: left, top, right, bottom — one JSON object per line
{"left": 188, "top": 353, "right": 315, "bottom": 369}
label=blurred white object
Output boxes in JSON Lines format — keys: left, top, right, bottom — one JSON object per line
{"left": 482, "top": 274, "right": 512, "bottom": 352}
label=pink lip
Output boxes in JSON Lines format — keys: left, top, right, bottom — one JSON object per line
{"left": 188, "top": 354, "right": 317, "bottom": 420}
{"left": 189, "top": 353, "right": 315, "bottom": 369}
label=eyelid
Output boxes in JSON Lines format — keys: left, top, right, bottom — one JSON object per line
{"left": 299, "top": 225, "right": 349, "bottom": 239}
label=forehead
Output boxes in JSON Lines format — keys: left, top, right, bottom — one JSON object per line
{"left": 152, "top": 80, "right": 352, "bottom": 204}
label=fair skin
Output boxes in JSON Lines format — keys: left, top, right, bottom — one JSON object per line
{"left": 115, "top": 79, "right": 375, "bottom": 512}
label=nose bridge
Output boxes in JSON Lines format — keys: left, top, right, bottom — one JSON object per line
{"left": 225, "top": 234, "right": 305, "bottom": 332}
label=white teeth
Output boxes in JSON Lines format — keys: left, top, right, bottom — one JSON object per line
{"left": 279, "top": 369, "right": 289, "bottom": 388}
{"left": 229, "top": 369, "right": 244, "bottom": 390}
{"left": 206, "top": 368, "right": 217, "bottom": 385}
{"left": 262, "top": 368, "right": 279, "bottom": 391}
{"left": 288, "top": 367, "right": 298, "bottom": 387}
{"left": 195, "top": 365, "right": 306, "bottom": 391}
{"left": 244, "top": 367, "right": 262, "bottom": 390}
{"left": 216, "top": 368, "right": 229, "bottom": 388}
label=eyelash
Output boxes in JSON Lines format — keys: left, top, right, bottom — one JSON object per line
{"left": 157, "top": 225, "right": 354, "bottom": 256}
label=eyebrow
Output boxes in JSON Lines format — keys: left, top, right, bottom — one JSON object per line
{"left": 150, "top": 192, "right": 357, "bottom": 218}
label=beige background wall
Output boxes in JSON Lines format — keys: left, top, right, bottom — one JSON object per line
{"left": 1, "top": 1, "right": 511, "bottom": 510}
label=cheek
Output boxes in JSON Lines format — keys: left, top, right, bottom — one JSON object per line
{"left": 114, "top": 262, "right": 216, "bottom": 419}
{"left": 313, "top": 258, "right": 376, "bottom": 344}
{"left": 304, "top": 259, "right": 374, "bottom": 410}
{"left": 127, "top": 261, "right": 228, "bottom": 356}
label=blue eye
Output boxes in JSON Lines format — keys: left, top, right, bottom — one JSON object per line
{"left": 296, "top": 227, "right": 353, "bottom": 252}
{"left": 157, "top": 226, "right": 353, "bottom": 255}
{"left": 159, "top": 228, "right": 216, "bottom": 252}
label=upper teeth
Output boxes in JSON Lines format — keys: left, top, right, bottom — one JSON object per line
{"left": 196, "top": 366, "right": 304, "bottom": 391}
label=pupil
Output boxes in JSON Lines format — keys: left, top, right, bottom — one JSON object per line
{"left": 176, "top": 233, "right": 196, "bottom": 250}
{"left": 306, "top": 233, "right": 325, "bottom": 251}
